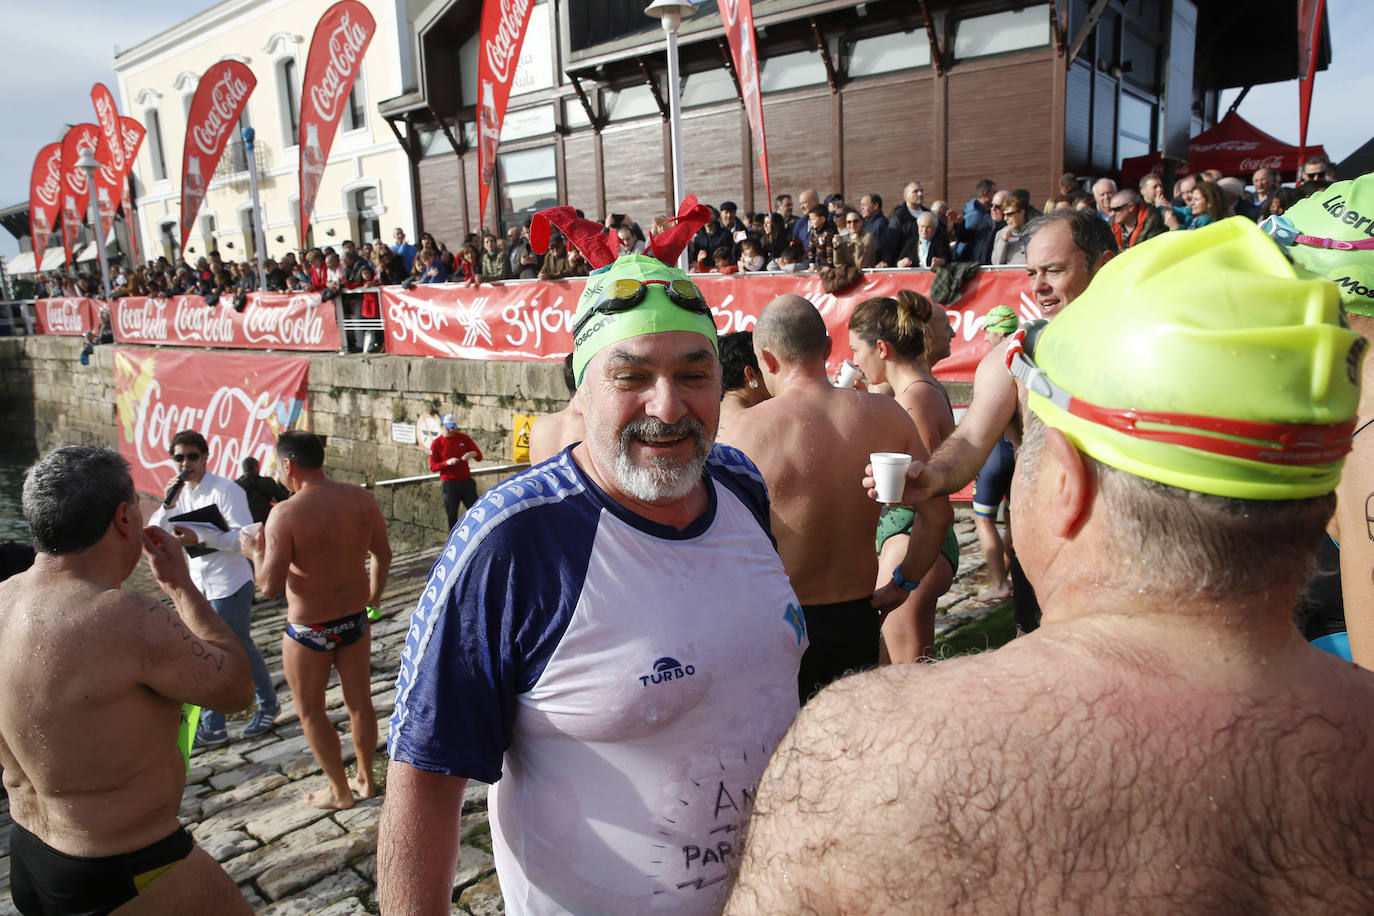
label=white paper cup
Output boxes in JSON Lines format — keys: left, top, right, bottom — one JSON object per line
{"left": 870, "top": 452, "right": 912, "bottom": 504}
{"left": 241, "top": 523, "right": 263, "bottom": 540}
{"left": 836, "top": 360, "right": 862, "bottom": 388}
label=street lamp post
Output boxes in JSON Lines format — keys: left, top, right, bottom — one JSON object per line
{"left": 74, "top": 150, "right": 111, "bottom": 300}
{"left": 645, "top": 0, "right": 697, "bottom": 270}
{"left": 242, "top": 126, "right": 269, "bottom": 293}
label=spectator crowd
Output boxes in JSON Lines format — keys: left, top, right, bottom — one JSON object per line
{"left": 27, "top": 152, "right": 1340, "bottom": 309}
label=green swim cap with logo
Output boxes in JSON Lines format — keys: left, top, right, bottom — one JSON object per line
{"left": 983, "top": 305, "right": 1019, "bottom": 335}
{"left": 571, "top": 254, "right": 720, "bottom": 384}
{"left": 1026, "top": 217, "right": 1364, "bottom": 500}
{"left": 1278, "top": 173, "right": 1374, "bottom": 318}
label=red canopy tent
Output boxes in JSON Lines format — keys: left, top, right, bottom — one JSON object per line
{"left": 1121, "top": 111, "right": 1328, "bottom": 183}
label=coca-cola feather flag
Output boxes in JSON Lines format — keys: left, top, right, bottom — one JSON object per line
{"left": 90, "top": 83, "right": 127, "bottom": 243}
{"left": 179, "top": 61, "right": 256, "bottom": 254}
{"left": 298, "top": 0, "right": 375, "bottom": 250}
{"left": 59, "top": 124, "right": 101, "bottom": 268}
{"left": 28, "top": 143, "right": 64, "bottom": 271}
{"left": 1296, "top": 0, "right": 1326, "bottom": 165}
{"left": 720, "top": 0, "right": 770, "bottom": 206}
{"left": 476, "top": 0, "right": 536, "bottom": 230}
{"left": 118, "top": 116, "right": 147, "bottom": 263}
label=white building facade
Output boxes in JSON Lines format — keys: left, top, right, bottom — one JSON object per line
{"left": 114, "top": 0, "right": 421, "bottom": 264}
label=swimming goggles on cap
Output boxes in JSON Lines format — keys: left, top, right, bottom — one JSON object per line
{"left": 571, "top": 277, "right": 710, "bottom": 339}
{"left": 1005, "top": 320, "right": 1355, "bottom": 466}
{"left": 1261, "top": 215, "right": 1374, "bottom": 252}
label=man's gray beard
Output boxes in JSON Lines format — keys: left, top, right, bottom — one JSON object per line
{"left": 613, "top": 416, "right": 711, "bottom": 504}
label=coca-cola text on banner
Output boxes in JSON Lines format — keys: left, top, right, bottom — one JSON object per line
{"left": 179, "top": 61, "right": 257, "bottom": 254}
{"left": 111, "top": 292, "right": 343, "bottom": 351}
{"left": 298, "top": 0, "right": 376, "bottom": 249}
{"left": 90, "top": 83, "right": 128, "bottom": 241}
{"left": 378, "top": 267, "right": 1037, "bottom": 384}
{"left": 475, "top": 0, "right": 536, "bottom": 230}
{"left": 719, "top": 0, "right": 771, "bottom": 206}
{"left": 59, "top": 124, "right": 102, "bottom": 268}
{"left": 113, "top": 347, "right": 311, "bottom": 499}
{"left": 29, "top": 143, "right": 64, "bottom": 271}
{"left": 34, "top": 298, "right": 100, "bottom": 336}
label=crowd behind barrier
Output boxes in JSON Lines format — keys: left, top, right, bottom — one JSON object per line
{"left": 35, "top": 268, "right": 1031, "bottom": 383}
{"left": 23, "top": 159, "right": 1339, "bottom": 369}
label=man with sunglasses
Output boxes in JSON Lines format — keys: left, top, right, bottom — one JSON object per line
{"left": 380, "top": 252, "right": 806, "bottom": 913}
{"left": 730, "top": 218, "right": 1374, "bottom": 914}
{"left": 1303, "top": 154, "right": 1335, "bottom": 183}
{"left": 150, "top": 430, "right": 279, "bottom": 747}
{"left": 1107, "top": 189, "right": 1164, "bottom": 250}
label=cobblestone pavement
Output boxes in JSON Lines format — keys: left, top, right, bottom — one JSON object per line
{"left": 0, "top": 510, "right": 1005, "bottom": 914}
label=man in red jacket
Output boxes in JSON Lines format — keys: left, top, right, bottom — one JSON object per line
{"left": 429, "top": 414, "right": 483, "bottom": 531}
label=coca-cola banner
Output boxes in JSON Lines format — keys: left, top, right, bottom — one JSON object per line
{"left": 90, "top": 84, "right": 131, "bottom": 243}
{"left": 180, "top": 61, "right": 256, "bottom": 253}
{"left": 114, "top": 347, "right": 310, "bottom": 498}
{"left": 119, "top": 117, "right": 147, "bottom": 263}
{"left": 476, "top": 0, "right": 536, "bottom": 230}
{"left": 91, "top": 84, "right": 127, "bottom": 177}
{"left": 720, "top": 0, "right": 770, "bottom": 205}
{"left": 34, "top": 298, "right": 100, "bottom": 336}
{"left": 381, "top": 268, "right": 1037, "bottom": 383}
{"left": 298, "top": 0, "right": 375, "bottom": 248}
{"left": 111, "top": 292, "right": 342, "bottom": 351}
{"left": 59, "top": 124, "right": 101, "bottom": 267}
{"left": 28, "top": 143, "right": 64, "bottom": 269}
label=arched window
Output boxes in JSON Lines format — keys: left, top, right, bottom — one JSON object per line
{"left": 160, "top": 219, "right": 178, "bottom": 261}
{"left": 280, "top": 58, "right": 301, "bottom": 142}
{"left": 348, "top": 185, "right": 381, "bottom": 242}
{"left": 145, "top": 109, "right": 168, "bottom": 182}
{"left": 342, "top": 74, "right": 367, "bottom": 133}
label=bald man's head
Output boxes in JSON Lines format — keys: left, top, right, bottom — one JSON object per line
{"left": 754, "top": 295, "right": 830, "bottom": 365}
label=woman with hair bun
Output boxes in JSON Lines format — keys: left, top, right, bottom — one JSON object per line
{"left": 848, "top": 288, "right": 957, "bottom": 662}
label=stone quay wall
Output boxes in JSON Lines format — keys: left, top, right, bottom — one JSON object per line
{"left": 0, "top": 336, "right": 570, "bottom": 552}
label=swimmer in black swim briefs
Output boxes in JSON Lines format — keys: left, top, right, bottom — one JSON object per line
{"left": 285, "top": 610, "right": 369, "bottom": 651}
{"left": 10, "top": 821, "right": 193, "bottom": 915}
{"left": 797, "top": 597, "right": 879, "bottom": 705}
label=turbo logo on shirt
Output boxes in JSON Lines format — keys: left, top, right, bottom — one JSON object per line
{"left": 639, "top": 656, "right": 696, "bottom": 687}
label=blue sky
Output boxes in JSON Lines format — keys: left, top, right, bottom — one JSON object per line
{"left": 2, "top": 0, "right": 1369, "bottom": 263}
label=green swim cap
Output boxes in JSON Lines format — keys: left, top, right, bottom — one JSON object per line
{"left": 571, "top": 254, "right": 720, "bottom": 383}
{"left": 984, "top": 305, "right": 1019, "bottom": 334}
{"left": 1278, "top": 173, "right": 1374, "bottom": 318}
{"left": 1025, "top": 217, "right": 1364, "bottom": 500}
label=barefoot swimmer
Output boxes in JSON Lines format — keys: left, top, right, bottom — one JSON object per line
{"left": 0, "top": 446, "right": 253, "bottom": 913}
{"left": 242, "top": 430, "right": 392, "bottom": 810}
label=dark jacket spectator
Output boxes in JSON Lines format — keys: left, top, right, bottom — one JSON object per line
{"left": 236, "top": 458, "right": 291, "bottom": 525}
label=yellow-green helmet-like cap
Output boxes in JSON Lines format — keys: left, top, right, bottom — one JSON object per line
{"left": 1279, "top": 173, "right": 1374, "bottom": 318}
{"left": 571, "top": 254, "right": 720, "bottom": 384}
{"left": 1028, "top": 217, "right": 1365, "bottom": 500}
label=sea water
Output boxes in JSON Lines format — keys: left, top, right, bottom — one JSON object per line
{"left": 0, "top": 453, "right": 32, "bottom": 542}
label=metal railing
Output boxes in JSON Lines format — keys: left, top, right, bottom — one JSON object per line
{"left": 332, "top": 286, "right": 386, "bottom": 354}
{"left": 0, "top": 301, "right": 37, "bottom": 336}
{"left": 370, "top": 461, "right": 530, "bottom": 488}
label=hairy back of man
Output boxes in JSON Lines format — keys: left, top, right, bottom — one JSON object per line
{"left": 736, "top": 636, "right": 1374, "bottom": 914}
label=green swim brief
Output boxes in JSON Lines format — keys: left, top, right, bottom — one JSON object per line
{"left": 876, "top": 506, "right": 959, "bottom": 575}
